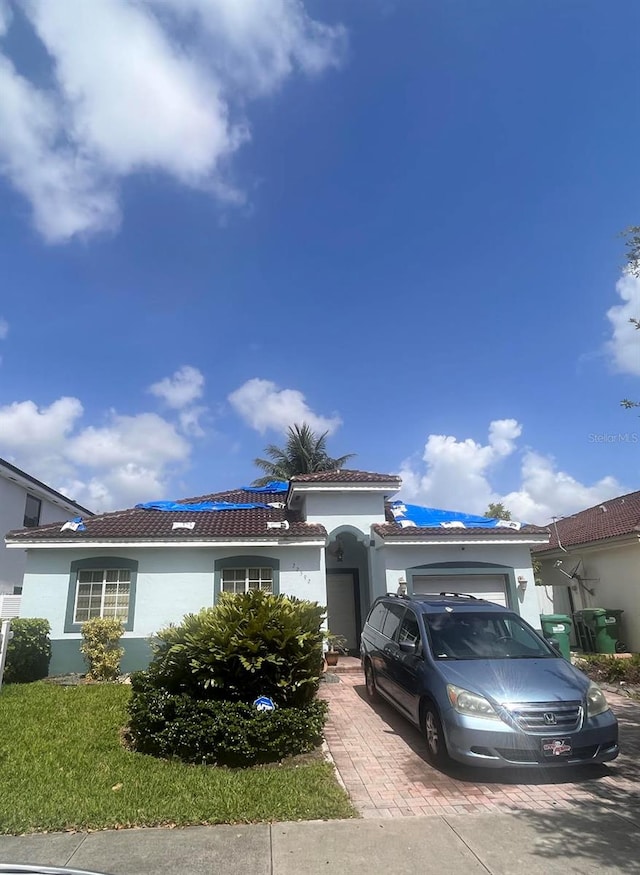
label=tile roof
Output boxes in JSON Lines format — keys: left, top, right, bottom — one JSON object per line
{"left": 6, "top": 487, "right": 326, "bottom": 543}
{"left": 373, "top": 523, "right": 549, "bottom": 539}
{"left": 290, "top": 469, "right": 401, "bottom": 484}
{"left": 534, "top": 490, "right": 640, "bottom": 553}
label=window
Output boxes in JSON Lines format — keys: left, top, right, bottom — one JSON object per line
{"left": 74, "top": 568, "right": 131, "bottom": 623}
{"left": 381, "top": 603, "right": 406, "bottom": 640}
{"left": 65, "top": 557, "right": 138, "bottom": 633}
{"left": 221, "top": 567, "right": 273, "bottom": 594}
{"left": 23, "top": 494, "right": 41, "bottom": 527}
{"left": 398, "top": 611, "right": 420, "bottom": 648}
{"left": 214, "top": 556, "right": 280, "bottom": 600}
{"left": 366, "top": 602, "right": 387, "bottom": 632}
{"left": 12, "top": 586, "right": 22, "bottom": 596}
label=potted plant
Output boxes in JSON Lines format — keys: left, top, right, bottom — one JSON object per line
{"left": 324, "top": 631, "right": 348, "bottom": 666}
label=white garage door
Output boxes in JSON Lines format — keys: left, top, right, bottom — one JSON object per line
{"left": 412, "top": 574, "right": 508, "bottom": 607}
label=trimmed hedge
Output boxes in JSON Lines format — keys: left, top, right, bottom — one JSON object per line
{"left": 127, "top": 674, "right": 328, "bottom": 766}
{"left": 145, "top": 591, "right": 325, "bottom": 707}
{"left": 3, "top": 618, "right": 51, "bottom": 684}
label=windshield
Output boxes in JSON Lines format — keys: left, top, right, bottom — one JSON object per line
{"left": 424, "top": 611, "right": 555, "bottom": 660}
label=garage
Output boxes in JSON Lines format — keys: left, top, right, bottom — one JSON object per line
{"left": 412, "top": 573, "right": 508, "bottom": 607}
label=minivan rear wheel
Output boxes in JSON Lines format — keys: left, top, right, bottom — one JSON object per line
{"left": 422, "top": 702, "right": 450, "bottom": 768}
{"left": 364, "top": 660, "right": 378, "bottom": 701}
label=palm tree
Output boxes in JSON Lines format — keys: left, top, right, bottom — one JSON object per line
{"left": 252, "top": 423, "right": 355, "bottom": 486}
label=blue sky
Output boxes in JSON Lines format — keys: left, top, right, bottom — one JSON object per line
{"left": 0, "top": 0, "right": 638, "bottom": 522}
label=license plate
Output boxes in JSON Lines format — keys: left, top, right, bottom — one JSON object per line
{"left": 542, "top": 738, "right": 572, "bottom": 758}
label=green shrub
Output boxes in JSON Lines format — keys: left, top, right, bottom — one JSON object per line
{"left": 145, "top": 591, "right": 325, "bottom": 707}
{"left": 127, "top": 676, "right": 328, "bottom": 766}
{"left": 80, "top": 617, "right": 124, "bottom": 681}
{"left": 3, "top": 618, "right": 51, "bottom": 684}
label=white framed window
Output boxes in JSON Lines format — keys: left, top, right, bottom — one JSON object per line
{"left": 73, "top": 568, "right": 131, "bottom": 623}
{"left": 221, "top": 567, "right": 273, "bottom": 595}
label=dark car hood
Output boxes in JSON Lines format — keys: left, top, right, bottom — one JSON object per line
{"left": 436, "top": 657, "right": 590, "bottom": 704}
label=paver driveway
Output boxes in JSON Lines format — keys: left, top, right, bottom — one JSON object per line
{"left": 320, "top": 673, "right": 640, "bottom": 819}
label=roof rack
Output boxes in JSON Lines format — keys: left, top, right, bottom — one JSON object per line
{"left": 438, "top": 592, "right": 478, "bottom": 599}
{"left": 384, "top": 591, "right": 411, "bottom": 600}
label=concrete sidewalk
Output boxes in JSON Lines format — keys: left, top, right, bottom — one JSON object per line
{"left": 2, "top": 809, "right": 639, "bottom": 875}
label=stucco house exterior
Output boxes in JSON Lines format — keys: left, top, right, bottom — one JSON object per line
{"left": 535, "top": 490, "right": 640, "bottom": 651}
{"left": 5, "top": 469, "right": 549, "bottom": 674}
{"left": 0, "top": 457, "right": 93, "bottom": 619}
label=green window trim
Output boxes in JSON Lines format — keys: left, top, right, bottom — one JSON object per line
{"left": 214, "top": 555, "right": 280, "bottom": 601}
{"left": 64, "top": 556, "right": 138, "bottom": 633}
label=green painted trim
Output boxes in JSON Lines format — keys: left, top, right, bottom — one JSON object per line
{"left": 405, "top": 562, "right": 518, "bottom": 613}
{"left": 49, "top": 637, "right": 153, "bottom": 675}
{"left": 213, "top": 555, "right": 280, "bottom": 601}
{"left": 64, "top": 556, "right": 138, "bottom": 633}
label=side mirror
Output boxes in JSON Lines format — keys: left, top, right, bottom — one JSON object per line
{"left": 545, "top": 637, "right": 562, "bottom": 655}
{"left": 399, "top": 640, "right": 421, "bottom": 656}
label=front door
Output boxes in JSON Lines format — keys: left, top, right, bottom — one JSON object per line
{"left": 326, "top": 572, "right": 359, "bottom": 651}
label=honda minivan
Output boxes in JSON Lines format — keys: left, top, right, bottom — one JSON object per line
{"left": 360, "top": 593, "right": 619, "bottom": 769}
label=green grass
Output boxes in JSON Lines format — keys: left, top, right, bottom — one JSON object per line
{"left": 0, "top": 683, "right": 356, "bottom": 834}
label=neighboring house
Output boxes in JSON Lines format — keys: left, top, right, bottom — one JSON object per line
{"left": 5, "top": 469, "right": 549, "bottom": 675}
{"left": 535, "top": 490, "right": 640, "bottom": 651}
{"left": 0, "top": 458, "right": 93, "bottom": 618}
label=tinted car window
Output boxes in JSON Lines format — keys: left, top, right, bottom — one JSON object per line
{"left": 398, "top": 611, "right": 420, "bottom": 646}
{"left": 382, "top": 603, "right": 405, "bottom": 640}
{"left": 367, "top": 602, "right": 387, "bottom": 632}
{"left": 425, "top": 612, "right": 555, "bottom": 660}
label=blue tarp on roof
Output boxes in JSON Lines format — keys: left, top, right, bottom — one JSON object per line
{"left": 136, "top": 500, "right": 272, "bottom": 512}
{"left": 242, "top": 481, "right": 288, "bottom": 494}
{"left": 390, "top": 501, "right": 522, "bottom": 530}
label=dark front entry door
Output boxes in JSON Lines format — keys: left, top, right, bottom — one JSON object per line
{"left": 326, "top": 572, "right": 359, "bottom": 651}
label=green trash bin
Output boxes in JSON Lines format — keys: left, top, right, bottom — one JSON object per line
{"left": 603, "top": 609, "right": 626, "bottom": 653}
{"left": 540, "top": 614, "right": 572, "bottom": 660}
{"left": 577, "top": 608, "right": 616, "bottom": 655}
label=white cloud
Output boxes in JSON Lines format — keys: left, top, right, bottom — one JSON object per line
{"left": 500, "top": 451, "right": 623, "bottom": 524}
{"left": 0, "top": 317, "right": 8, "bottom": 339}
{"left": 228, "top": 377, "right": 341, "bottom": 435}
{"left": 606, "top": 271, "right": 640, "bottom": 376}
{"left": 67, "top": 412, "right": 189, "bottom": 469}
{"left": 0, "top": 396, "right": 193, "bottom": 512}
{"left": 0, "top": 0, "right": 346, "bottom": 242}
{"left": 400, "top": 419, "right": 521, "bottom": 514}
{"left": 149, "top": 365, "right": 205, "bottom": 408}
{"left": 399, "top": 420, "right": 626, "bottom": 526}
{"left": 178, "top": 406, "right": 207, "bottom": 437}
{"left": 0, "top": 397, "right": 83, "bottom": 451}
{"left": 0, "top": 0, "right": 12, "bottom": 37}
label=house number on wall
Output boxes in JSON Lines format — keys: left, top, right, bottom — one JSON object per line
{"left": 291, "top": 561, "right": 311, "bottom": 584}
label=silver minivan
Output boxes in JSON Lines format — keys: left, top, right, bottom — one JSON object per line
{"left": 360, "top": 592, "right": 619, "bottom": 769}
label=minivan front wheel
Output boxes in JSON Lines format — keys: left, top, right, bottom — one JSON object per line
{"left": 364, "top": 660, "right": 378, "bottom": 701}
{"left": 422, "top": 703, "right": 449, "bottom": 768}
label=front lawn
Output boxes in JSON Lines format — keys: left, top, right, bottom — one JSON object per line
{"left": 0, "top": 682, "right": 355, "bottom": 834}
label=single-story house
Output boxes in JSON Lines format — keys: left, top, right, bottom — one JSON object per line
{"left": 0, "top": 456, "right": 93, "bottom": 619}
{"left": 535, "top": 489, "right": 640, "bottom": 651}
{"left": 5, "top": 469, "right": 549, "bottom": 674}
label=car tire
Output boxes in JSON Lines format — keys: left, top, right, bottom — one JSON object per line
{"left": 421, "top": 701, "right": 450, "bottom": 768}
{"left": 364, "top": 660, "right": 378, "bottom": 701}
